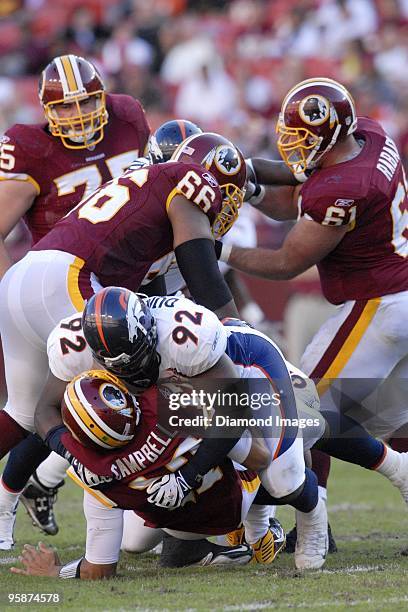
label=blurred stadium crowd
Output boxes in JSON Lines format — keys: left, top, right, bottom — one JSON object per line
{"left": 0, "top": 0, "right": 407, "bottom": 350}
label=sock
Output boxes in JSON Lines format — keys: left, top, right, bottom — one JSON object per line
{"left": 318, "top": 485, "right": 327, "bottom": 503}
{"left": 36, "top": 452, "right": 70, "bottom": 489}
{"left": 290, "top": 468, "right": 318, "bottom": 513}
{"left": 375, "top": 445, "right": 403, "bottom": 480}
{"left": 244, "top": 505, "right": 270, "bottom": 545}
{"left": 316, "top": 411, "right": 385, "bottom": 469}
{"left": 2, "top": 434, "right": 50, "bottom": 491}
{"left": 310, "top": 449, "right": 331, "bottom": 487}
{"left": 0, "top": 478, "right": 20, "bottom": 512}
{"left": 0, "top": 412, "right": 27, "bottom": 460}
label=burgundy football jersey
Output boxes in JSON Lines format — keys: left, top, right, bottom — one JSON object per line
{"left": 0, "top": 94, "right": 150, "bottom": 243}
{"left": 34, "top": 161, "right": 223, "bottom": 295}
{"left": 64, "top": 387, "right": 251, "bottom": 535}
{"left": 299, "top": 117, "right": 408, "bottom": 304}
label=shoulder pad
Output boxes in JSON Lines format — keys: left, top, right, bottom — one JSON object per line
{"left": 4, "top": 123, "right": 54, "bottom": 160}
{"left": 47, "top": 314, "right": 94, "bottom": 382}
{"left": 107, "top": 94, "right": 148, "bottom": 126}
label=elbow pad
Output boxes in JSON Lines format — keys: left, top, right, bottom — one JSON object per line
{"left": 175, "top": 238, "right": 233, "bottom": 311}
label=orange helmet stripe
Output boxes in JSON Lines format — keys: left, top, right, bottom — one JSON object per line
{"left": 94, "top": 289, "right": 110, "bottom": 354}
{"left": 177, "top": 120, "right": 187, "bottom": 141}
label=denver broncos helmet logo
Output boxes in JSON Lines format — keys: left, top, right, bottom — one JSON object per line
{"left": 299, "top": 95, "right": 330, "bottom": 126}
{"left": 214, "top": 145, "right": 242, "bottom": 175}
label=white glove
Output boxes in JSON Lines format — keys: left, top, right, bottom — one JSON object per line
{"left": 146, "top": 471, "right": 193, "bottom": 509}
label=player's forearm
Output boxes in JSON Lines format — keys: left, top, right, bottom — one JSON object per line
{"left": 222, "top": 246, "right": 301, "bottom": 280}
{"left": 250, "top": 158, "right": 298, "bottom": 186}
{"left": 252, "top": 185, "right": 298, "bottom": 220}
{"left": 0, "top": 239, "right": 13, "bottom": 279}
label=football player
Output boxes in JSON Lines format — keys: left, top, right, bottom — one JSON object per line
{"left": 12, "top": 369, "right": 281, "bottom": 579}
{"left": 215, "top": 77, "right": 408, "bottom": 549}
{"left": 0, "top": 53, "right": 151, "bottom": 538}
{"left": 0, "top": 132, "right": 245, "bottom": 547}
{"left": 31, "top": 288, "right": 327, "bottom": 570}
{"left": 0, "top": 54, "right": 150, "bottom": 275}
{"left": 2, "top": 118, "right": 202, "bottom": 539}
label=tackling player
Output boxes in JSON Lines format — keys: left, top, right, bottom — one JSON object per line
{"left": 0, "top": 53, "right": 151, "bottom": 539}
{"left": 216, "top": 77, "right": 408, "bottom": 549}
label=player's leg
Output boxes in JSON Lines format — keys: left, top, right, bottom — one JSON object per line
{"left": 240, "top": 475, "right": 285, "bottom": 564}
{"left": 121, "top": 511, "right": 162, "bottom": 553}
{"left": 301, "top": 294, "right": 408, "bottom": 549}
{"left": 0, "top": 252, "right": 85, "bottom": 547}
{"left": 20, "top": 452, "right": 69, "bottom": 535}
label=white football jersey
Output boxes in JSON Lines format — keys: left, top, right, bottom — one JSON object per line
{"left": 47, "top": 313, "right": 94, "bottom": 382}
{"left": 47, "top": 295, "right": 227, "bottom": 382}
{"left": 147, "top": 295, "right": 227, "bottom": 377}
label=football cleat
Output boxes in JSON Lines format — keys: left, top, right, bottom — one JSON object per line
{"left": 20, "top": 474, "right": 63, "bottom": 536}
{"left": 285, "top": 523, "right": 337, "bottom": 554}
{"left": 251, "top": 518, "right": 286, "bottom": 564}
{"left": 0, "top": 509, "right": 16, "bottom": 550}
{"left": 225, "top": 524, "right": 245, "bottom": 547}
{"left": 159, "top": 533, "right": 253, "bottom": 568}
{"left": 295, "top": 498, "right": 328, "bottom": 570}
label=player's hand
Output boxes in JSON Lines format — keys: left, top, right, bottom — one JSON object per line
{"left": 10, "top": 542, "right": 61, "bottom": 577}
{"left": 146, "top": 471, "right": 193, "bottom": 509}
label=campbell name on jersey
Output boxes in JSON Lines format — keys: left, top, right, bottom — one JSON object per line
{"left": 299, "top": 117, "right": 408, "bottom": 304}
{"left": 34, "top": 162, "right": 223, "bottom": 296}
{"left": 0, "top": 94, "right": 150, "bottom": 243}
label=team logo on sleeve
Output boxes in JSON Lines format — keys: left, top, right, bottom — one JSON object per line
{"left": 299, "top": 95, "right": 330, "bottom": 126}
{"left": 213, "top": 145, "right": 242, "bottom": 175}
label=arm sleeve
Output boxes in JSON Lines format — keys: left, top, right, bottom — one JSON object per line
{"left": 83, "top": 491, "right": 123, "bottom": 565}
{"left": 175, "top": 238, "right": 233, "bottom": 312}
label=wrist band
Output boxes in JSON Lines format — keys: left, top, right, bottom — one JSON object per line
{"left": 219, "top": 243, "right": 232, "bottom": 264}
{"left": 249, "top": 184, "right": 265, "bottom": 207}
{"left": 59, "top": 557, "right": 84, "bottom": 579}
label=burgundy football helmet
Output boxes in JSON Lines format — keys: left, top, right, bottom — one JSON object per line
{"left": 171, "top": 132, "right": 246, "bottom": 237}
{"left": 277, "top": 77, "right": 357, "bottom": 174}
{"left": 39, "top": 54, "right": 108, "bottom": 149}
{"left": 61, "top": 370, "right": 140, "bottom": 451}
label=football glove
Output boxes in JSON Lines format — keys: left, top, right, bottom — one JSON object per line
{"left": 146, "top": 471, "right": 193, "bottom": 509}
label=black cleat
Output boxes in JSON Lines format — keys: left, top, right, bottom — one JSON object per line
{"left": 160, "top": 533, "right": 253, "bottom": 567}
{"left": 20, "top": 474, "right": 64, "bottom": 536}
{"left": 284, "top": 523, "right": 337, "bottom": 554}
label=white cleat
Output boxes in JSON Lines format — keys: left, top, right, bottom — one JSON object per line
{"left": 295, "top": 498, "right": 328, "bottom": 570}
{"left": 0, "top": 509, "right": 16, "bottom": 550}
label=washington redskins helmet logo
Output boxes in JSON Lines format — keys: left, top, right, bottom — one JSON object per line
{"left": 99, "top": 383, "right": 130, "bottom": 412}
{"left": 299, "top": 95, "right": 330, "bottom": 126}
{"left": 214, "top": 145, "right": 242, "bottom": 175}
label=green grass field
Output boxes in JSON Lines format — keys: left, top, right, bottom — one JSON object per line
{"left": 0, "top": 459, "right": 408, "bottom": 611}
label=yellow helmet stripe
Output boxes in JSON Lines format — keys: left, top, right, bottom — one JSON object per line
{"left": 65, "top": 384, "right": 125, "bottom": 448}
{"left": 60, "top": 55, "right": 80, "bottom": 93}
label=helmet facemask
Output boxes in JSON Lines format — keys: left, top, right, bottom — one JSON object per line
{"left": 212, "top": 183, "right": 244, "bottom": 238}
{"left": 45, "top": 90, "right": 107, "bottom": 150}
